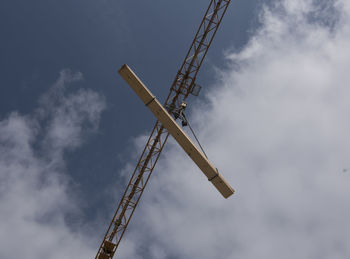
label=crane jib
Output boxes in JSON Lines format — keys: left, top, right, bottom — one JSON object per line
{"left": 96, "top": 1, "right": 232, "bottom": 258}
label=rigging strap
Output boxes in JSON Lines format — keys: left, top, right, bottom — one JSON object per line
{"left": 182, "top": 113, "right": 209, "bottom": 159}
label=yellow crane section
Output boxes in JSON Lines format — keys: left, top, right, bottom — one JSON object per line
{"left": 96, "top": 1, "right": 232, "bottom": 258}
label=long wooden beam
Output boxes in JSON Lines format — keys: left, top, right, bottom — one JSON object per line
{"left": 119, "top": 64, "right": 234, "bottom": 198}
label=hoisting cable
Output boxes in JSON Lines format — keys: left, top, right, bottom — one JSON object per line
{"left": 182, "top": 113, "right": 209, "bottom": 159}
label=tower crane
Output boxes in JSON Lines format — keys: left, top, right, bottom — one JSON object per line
{"left": 96, "top": 1, "right": 233, "bottom": 258}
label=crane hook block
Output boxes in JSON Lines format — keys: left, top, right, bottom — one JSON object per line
{"left": 118, "top": 64, "right": 235, "bottom": 198}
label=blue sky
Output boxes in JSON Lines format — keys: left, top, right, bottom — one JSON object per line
{"left": 0, "top": 0, "right": 258, "bottom": 221}
{"left": 1, "top": 1, "right": 350, "bottom": 259}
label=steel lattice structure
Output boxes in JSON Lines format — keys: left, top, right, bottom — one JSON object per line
{"left": 96, "top": 1, "right": 231, "bottom": 258}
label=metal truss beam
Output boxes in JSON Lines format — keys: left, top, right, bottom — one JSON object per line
{"left": 96, "top": 1, "right": 231, "bottom": 258}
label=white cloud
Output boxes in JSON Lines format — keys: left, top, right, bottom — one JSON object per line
{"left": 118, "top": 1, "right": 350, "bottom": 258}
{"left": 0, "top": 70, "right": 106, "bottom": 259}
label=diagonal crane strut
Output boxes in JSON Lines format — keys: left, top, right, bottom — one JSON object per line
{"left": 96, "top": 1, "right": 231, "bottom": 258}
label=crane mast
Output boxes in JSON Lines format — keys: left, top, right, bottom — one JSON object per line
{"left": 96, "top": 1, "right": 231, "bottom": 258}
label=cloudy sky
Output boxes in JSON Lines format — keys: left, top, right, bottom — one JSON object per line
{"left": 1, "top": 0, "right": 350, "bottom": 258}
